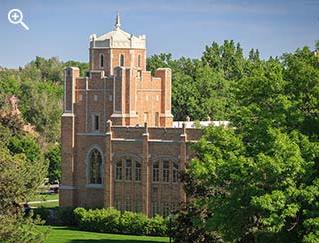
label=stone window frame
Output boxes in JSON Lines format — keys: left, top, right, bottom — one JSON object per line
{"left": 99, "top": 53, "right": 104, "bottom": 68}
{"left": 113, "top": 153, "right": 143, "bottom": 183}
{"left": 162, "top": 160, "right": 170, "bottom": 182}
{"left": 115, "top": 161, "right": 123, "bottom": 181}
{"left": 137, "top": 54, "right": 141, "bottom": 67}
{"left": 119, "top": 54, "right": 125, "bottom": 67}
{"left": 152, "top": 201, "right": 159, "bottom": 217}
{"left": 152, "top": 161, "right": 160, "bottom": 183}
{"left": 135, "top": 161, "right": 142, "bottom": 182}
{"left": 152, "top": 156, "right": 179, "bottom": 184}
{"left": 125, "top": 159, "right": 132, "bottom": 181}
{"left": 91, "top": 112, "right": 100, "bottom": 132}
{"left": 172, "top": 162, "right": 179, "bottom": 183}
{"left": 85, "top": 145, "right": 104, "bottom": 188}
{"left": 135, "top": 200, "right": 142, "bottom": 213}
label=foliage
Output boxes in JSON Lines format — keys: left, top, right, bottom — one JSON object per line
{"left": 171, "top": 201, "right": 223, "bottom": 243}
{"left": 45, "top": 144, "right": 61, "bottom": 183}
{"left": 0, "top": 124, "right": 47, "bottom": 242}
{"left": 33, "top": 206, "right": 76, "bottom": 226}
{"left": 176, "top": 45, "right": 319, "bottom": 242}
{"left": 73, "top": 207, "right": 168, "bottom": 236}
{"left": 147, "top": 41, "right": 242, "bottom": 121}
{"left": 0, "top": 56, "right": 88, "bottom": 144}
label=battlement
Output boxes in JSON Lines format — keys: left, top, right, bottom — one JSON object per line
{"left": 110, "top": 123, "right": 203, "bottom": 142}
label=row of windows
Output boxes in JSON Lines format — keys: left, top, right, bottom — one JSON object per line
{"left": 114, "top": 199, "right": 179, "bottom": 217}
{"left": 87, "top": 148, "right": 180, "bottom": 185}
{"left": 152, "top": 161, "right": 179, "bottom": 183}
{"left": 115, "top": 160, "right": 179, "bottom": 183}
{"left": 99, "top": 54, "right": 142, "bottom": 68}
{"left": 115, "top": 159, "right": 141, "bottom": 181}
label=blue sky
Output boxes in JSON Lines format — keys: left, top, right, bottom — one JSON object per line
{"left": 0, "top": 0, "right": 318, "bottom": 68}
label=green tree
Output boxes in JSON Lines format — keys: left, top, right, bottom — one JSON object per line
{"left": 45, "top": 144, "right": 61, "bottom": 183}
{"left": 177, "top": 126, "right": 319, "bottom": 242}
{"left": 175, "top": 45, "right": 319, "bottom": 242}
{"left": 0, "top": 124, "right": 48, "bottom": 242}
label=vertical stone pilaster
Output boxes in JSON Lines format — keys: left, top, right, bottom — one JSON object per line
{"left": 104, "top": 120, "right": 113, "bottom": 208}
{"left": 60, "top": 113, "right": 75, "bottom": 207}
{"left": 179, "top": 123, "right": 187, "bottom": 203}
{"left": 142, "top": 123, "right": 150, "bottom": 216}
{"left": 60, "top": 67, "right": 79, "bottom": 207}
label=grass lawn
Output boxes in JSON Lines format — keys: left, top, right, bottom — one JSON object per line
{"left": 44, "top": 226, "right": 170, "bottom": 243}
{"left": 30, "top": 193, "right": 59, "bottom": 202}
{"left": 27, "top": 193, "right": 59, "bottom": 208}
{"left": 33, "top": 201, "right": 59, "bottom": 208}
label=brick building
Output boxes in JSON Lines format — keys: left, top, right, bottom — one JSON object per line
{"left": 60, "top": 14, "right": 204, "bottom": 217}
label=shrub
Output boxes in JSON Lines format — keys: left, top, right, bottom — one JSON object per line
{"left": 147, "top": 215, "right": 168, "bottom": 236}
{"left": 56, "top": 206, "right": 76, "bottom": 226}
{"left": 73, "top": 207, "right": 168, "bottom": 236}
{"left": 74, "top": 207, "right": 121, "bottom": 233}
{"left": 33, "top": 206, "right": 76, "bottom": 226}
{"left": 34, "top": 206, "right": 168, "bottom": 236}
{"left": 32, "top": 207, "right": 51, "bottom": 223}
{"left": 119, "top": 211, "right": 149, "bottom": 235}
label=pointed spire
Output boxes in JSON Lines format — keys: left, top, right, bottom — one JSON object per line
{"left": 114, "top": 12, "right": 121, "bottom": 30}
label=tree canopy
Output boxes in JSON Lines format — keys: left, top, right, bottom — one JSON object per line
{"left": 173, "top": 43, "right": 319, "bottom": 242}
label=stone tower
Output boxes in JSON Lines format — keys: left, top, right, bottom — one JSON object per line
{"left": 59, "top": 14, "right": 200, "bottom": 217}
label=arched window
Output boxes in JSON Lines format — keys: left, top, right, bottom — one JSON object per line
{"left": 153, "top": 161, "right": 159, "bottom": 182}
{"left": 100, "top": 54, "right": 104, "bottom": 68}
{"left": 120, "top": 54, "right": 125, "bottom": 66}
{"left": 88, "top": 149, "right": 102, "bottom": 184}
{"left": 138, "top": 54, "right": 141, "bottom": 67}
{"left": 116, "top": 161, "right": 123, "bottom": 180}
{"left": 135, "top": 161, "right": 141, "bottom": 181}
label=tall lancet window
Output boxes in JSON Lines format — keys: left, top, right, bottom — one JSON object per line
{"left": 120, "top": 54, "right": 125, "bottom": 67}
{"left": 100, "top": 54, "right": 104, "bottom": 68}
{"left": 138, "top": 54, "right": 141, "bottom": 67}
{"left": 88, "top": 148, "right": 102, "bottom": 184}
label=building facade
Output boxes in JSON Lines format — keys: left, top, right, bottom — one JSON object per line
{"left": 60, "top": 14, "right": 203, "bottom": 217}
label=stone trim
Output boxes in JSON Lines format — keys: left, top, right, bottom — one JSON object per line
{"left": 112, "top": 138, "right": 143, "bottom": 142}
{"left": 77, "top": 133, "right": 106, "bottom": 136}
{"left": 86, "top": 184, "right": 104, "bottom": 189}
{"left": 60, "top": 185, "right": 77, "bottom": 190}
{"left": 149, "top": 139, "right": 181, "bottom": 144}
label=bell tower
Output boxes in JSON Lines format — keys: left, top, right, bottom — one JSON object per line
{"left": 89, "top": 13, "right": 147, "bottom": 76}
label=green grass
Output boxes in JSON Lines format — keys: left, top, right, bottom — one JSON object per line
{"left": 27, "top": 193, "right": 59, "bottom": 208}
{"left": 44, "top": 226, "right": 169, "bottom": 243}
{"left": 33, "top": 200, "right": 59, "bottom": 208}
{"left": 29, "top": 193, "right": 59, "bottom": 202}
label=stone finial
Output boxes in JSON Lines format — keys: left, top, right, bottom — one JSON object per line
{"left": 115, "top": 12, "right": 121, "bottom": 30}
{"left": 207, "top": 116, "right": 211, "bottom": 122}
{"left": 186, "top": 116, "right": 190, "bottom": 122}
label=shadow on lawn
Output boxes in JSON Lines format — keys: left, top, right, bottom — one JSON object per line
{"left": 53, "top": 227, "right": 168, "bottom": 243}
{"left": 71, "top": 240, "right": 167, "bottom": 243}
